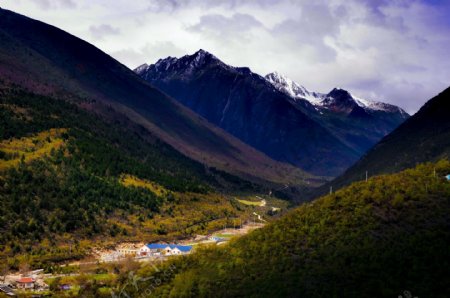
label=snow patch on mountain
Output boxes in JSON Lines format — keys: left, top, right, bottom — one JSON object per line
{"left": 265, "top": 72, "right": 406, "bottom": 115}
{"left": 134, "top": 63, "right": 149, "bottom": 75}
{"left": 265, "top": 72, "right": 324, "bottom": 104}
{"left": 135, "top": 49, "right": 236, "bottom": 80}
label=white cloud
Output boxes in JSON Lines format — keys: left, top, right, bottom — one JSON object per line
{"left": 111, "top": 42, "right": 186, "bottom": 69}
{"left": 30, "top": 0, "right": 76, "bottom": 9}
{"left": 89, "top": 24, "right": 120, "bottom": 40}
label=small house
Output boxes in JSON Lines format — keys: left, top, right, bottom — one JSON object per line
{"left": 139, "top": 243, "right": 167, "bottom": 256}
{"left": 445, "top": 174, "right": 450, "bottom": 181}
{"left": 117, "top": 247, "right": 138, "bottom": 257}
{"left": 16, "top": 277, "right": 35, "bottom": 290}
{"left": 169, "top": 245, "right": 192, "bottom": 255}
{"left": 138, "top": 244, "right": 152, "bottom": 256}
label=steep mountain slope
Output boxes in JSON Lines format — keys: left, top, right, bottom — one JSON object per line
{"left": 329, "top": 86, "right": 450, "bottom": 190}
{"left": 136, "top": 50, "right": 407, "bottom": 176}
{"left": 116, "top": 160, "right": 450, "bottom": 298}
{"left": 0, "top": 8, "right": 307, "bottom": 186}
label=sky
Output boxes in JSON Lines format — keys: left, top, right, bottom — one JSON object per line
{"left": 1, "top": 0, "right": 450, "bottom": 113}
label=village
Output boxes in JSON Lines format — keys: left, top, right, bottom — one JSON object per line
{"left": 0, "top": 196, "right": 276, "bottom": 296}
{"left": 98, "top": 220, "right": 265, "bottom": 262}
{"left": 0, "top": 222, "right": 265, "bottom": 296}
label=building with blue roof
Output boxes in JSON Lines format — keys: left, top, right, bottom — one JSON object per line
{"left": 139, "top": 243, "right": 192, "bottom": 256}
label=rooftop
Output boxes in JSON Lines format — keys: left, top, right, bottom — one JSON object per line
{"left": 146, "top": 243, "right": 192, "bottom": 252}
{"left": 17, "top": 277, "right": 35, "bottom": 283}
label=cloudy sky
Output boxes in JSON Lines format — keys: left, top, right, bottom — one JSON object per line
{"left": 2, "top": 0, "right": 450, "bottom": 113}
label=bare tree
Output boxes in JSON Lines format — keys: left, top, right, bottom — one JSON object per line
{"left": 0, "top": 262, "right": 9, "bottom": 282}
{"left": 19, "top": 262, "right": 30, "bottom": 276}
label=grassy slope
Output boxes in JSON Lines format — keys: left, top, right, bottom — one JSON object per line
{"left": 121, "top": 161, "right": 450, "bottom": 298}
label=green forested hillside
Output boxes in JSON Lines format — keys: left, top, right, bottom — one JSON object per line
{"left": 118, "top": 161, "right": 450, "bottom": 298}
{"left": 0, "top": 87, "right": 261, "bottom": 269}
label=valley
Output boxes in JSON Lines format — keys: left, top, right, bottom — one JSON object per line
{"left": 0, "top": 86, "right": 289, "bottom": 297}
{"left": 0, "top": 87, "right": 286, "bottom": 264}
{"left": 0, "top": 4, "right": 449, "bottom": 298}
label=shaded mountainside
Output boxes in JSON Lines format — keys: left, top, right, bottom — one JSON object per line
{"left": 0, "top": 8, "right": 308, "bottom": 186}
{"left": 136, "top": 50, "right": 358, "bottom": 176}
{"left": 136, "top": 51, "right": 407, "bottom": 176}
{"left": 118, "top": 161, "right": 450, "bottom": 298}
{"left": 328, "top": 86, "right": 450, "bottom": 191}
{"left": 308, "top": 88, "right": 408, "bottom": 154}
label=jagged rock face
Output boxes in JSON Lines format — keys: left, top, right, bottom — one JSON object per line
{"left": 322, "top": 88, "right": 357, "bottom": 113}
{"left": 136, "top": 50, "right": 409, "bottom": 176}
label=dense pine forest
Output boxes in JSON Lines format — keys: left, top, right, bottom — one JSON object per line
{"left": 114, "top": 161, "right": 450, "bottom": 298}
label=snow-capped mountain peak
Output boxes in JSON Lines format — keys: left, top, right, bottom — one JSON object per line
{"left": 193, "top": 48, "right": 213, "bottom": 59}
{"left": 136, "top": 49, "right": 223, "bottom": 79}
{"left": 189, "top": 49, "right": 218, "bottom": 67}
{"left": 265, "top": 72, "right": 324, "bottom": 104}
{"left": 134, "top": 63, "right": 149, "bottom": 75}
{"left": 265, "top": 72, "right": 407, "bottom": 116}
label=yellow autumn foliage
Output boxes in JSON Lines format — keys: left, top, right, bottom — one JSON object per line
{"left": 0, "top": 128, "right": 67, "bottom": 171}
{"left": 119, "top": 174, "right": 168, "bottom": 196}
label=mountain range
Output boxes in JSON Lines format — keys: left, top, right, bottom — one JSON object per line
{"left": 136, "top": 50, "right": 408, "bottom": 176}
{"left": 0, "top": 8, "right": 308, "bottom": 187}
{"left": 0, "top": 5, "right": 408, "bottom": 180}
